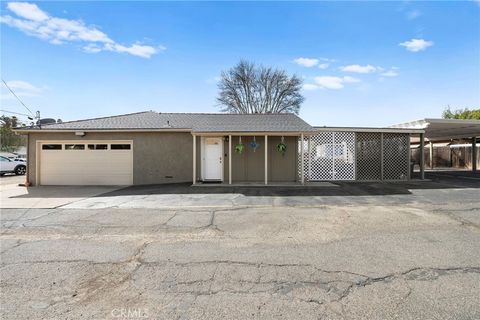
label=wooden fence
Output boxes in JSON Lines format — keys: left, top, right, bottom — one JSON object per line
{"left": 411, "top": 145, "right": 480, "bottom": 169}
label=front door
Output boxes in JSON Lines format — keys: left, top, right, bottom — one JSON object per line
{"left": 204, "top": 138, "right": 223, "bottom": 181}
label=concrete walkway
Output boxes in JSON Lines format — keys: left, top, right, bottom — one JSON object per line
{"left": 2, "top": 171, "right": 479, "bottom": 210}
{"left": 0, "top": 176, "right": 122, "bottom": 209}
{"left": 61, "top": 171, "right": 480, "bottom": 209}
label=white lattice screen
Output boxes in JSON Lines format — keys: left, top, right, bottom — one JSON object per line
{"left": 298, "top": 131, "right": 410, "bottom": 181}
{"left": 356, "top": 132, "right": 382, "bottom": 181}
{"left": 301, "top": 132, "right": 355, "bottom": 181}
{"left": 383, "top": 133, "right": 410, "bottom": 180}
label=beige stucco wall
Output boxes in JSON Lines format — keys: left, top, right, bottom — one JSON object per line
{"left": 268, "top": 136, "right": 298, "bottom": 182}
{"left": 27, "top": 132, "right": 298, "bottom": 185}
{"left": 224, "top": 136, "right": 298, "bottom": 182}
{"left": 27, "top": 131, "right": 194, "bottom": 185}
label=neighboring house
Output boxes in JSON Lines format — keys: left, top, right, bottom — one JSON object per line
{"left": 14, "top": 111, "right": 421, "bottom": 186}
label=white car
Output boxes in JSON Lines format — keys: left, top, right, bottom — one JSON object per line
{"left": 0, "top": 156, "right": 27, "bottom": 175}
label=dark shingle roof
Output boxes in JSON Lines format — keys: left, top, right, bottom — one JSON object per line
{"left": 17, "top": 111, "right": 315, "bottom": 133}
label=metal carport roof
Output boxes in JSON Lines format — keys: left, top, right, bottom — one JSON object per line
{"left": 390, "top": 118, "right": 480, "bottom": 141}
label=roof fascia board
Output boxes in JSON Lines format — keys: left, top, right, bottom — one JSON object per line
{"left": 14, "top": 128, "right": 193, "bottom": 134}
{"left": 425, "top": 118, "right": 480, "bottom": 125}
{"left": 314, "top": 127, "right": 424, "bottom": 133}
{"left": 425, "top": 134, "right": 480, "bottom": 141}
{"left": 192, "top": 131, "right": 314, "bottom": 136}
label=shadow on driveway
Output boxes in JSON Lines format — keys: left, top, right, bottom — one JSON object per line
{"left": 95, "top": 171, "right": 480, "bottom": 198}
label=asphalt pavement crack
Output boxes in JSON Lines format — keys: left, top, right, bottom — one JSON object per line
{"left": 336, "top": 266, "right": 480, "bottom": 303}
{"left": 431, "top": 208, "right": 480, "bottom": 229}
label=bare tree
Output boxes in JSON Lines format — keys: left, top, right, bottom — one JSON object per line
{"left": 217, "top": 60, "right": 304, "bottom": 114}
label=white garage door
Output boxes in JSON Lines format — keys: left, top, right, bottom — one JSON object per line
{"left": 39, "top": 141, "right": 133, "bottom": 185}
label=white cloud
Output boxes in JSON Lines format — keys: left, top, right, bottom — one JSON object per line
{"left": 302, "top": 83, "right": 319, "bottom": 91}
{"left": 293, "top": 57, "right": 319, "bottom": 67}
{"left": 7, "top": 2, "right": 48, "bottom": 21}
{"left": 342, "top": 76, "right": 360, "bottom": 83}
{"left": 305, "top": 76, "right": 361, "bottom": 90}
{"left": 0, "top": 2, "right": 162, "bottom": 58}
{"left": 1, "top": 80, "right": 44, "bottom": 100}
{"left": 381, "top": 70, "right": 399, "bottom": 77}
{"left": 399, "top": 38, "right": 433, "bottom": 52}
{"left": 318, "top": 63, "right": 329, "bottom": 69}
{"left": 82, "top": 43, "right": 103, "bottom": 53}
{"left": 406, "top": 10, "right": 422, "bottom": 20}
{"left": 105, "top": 43, "right": 164, "bottom": 59}
{"left": 314, "top": 76, "right": 344, "bottom": 89}
{"left": 340, "top": 64, "right": 377, "bottom": 73}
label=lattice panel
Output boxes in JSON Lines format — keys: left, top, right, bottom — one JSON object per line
{"left": 332, "top": 132, "right": 356, "bottom": 180}
{"left": 304, "top": 132, "right": 355, "bottom": 181}
{"left": 299, "top": 131, "right": 409, "bottom": 181}
{"left": 297, "top": 136, "right": 308, "bottom": 180}
{"left": 356, "top": 133, "right": 382, "bottom": 180}
{"left": 309, "top": 132, "right": 334, "bottom": 180}
{"left": 383, "top": 133, "right": 409, "bottom": 180}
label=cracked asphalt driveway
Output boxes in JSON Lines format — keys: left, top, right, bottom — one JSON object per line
{"left": 1, "top": 173, "right": 480, "bottom": 319}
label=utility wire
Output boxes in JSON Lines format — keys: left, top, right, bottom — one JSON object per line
{"left": 1, "top": 79, "right": 34, "bottom": 116}
{"left": 0, "top": 109, "right": 33, "bottom": 118}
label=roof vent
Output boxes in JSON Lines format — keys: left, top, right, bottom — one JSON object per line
{"left": 37, "top": 118, "right": 56, "bottom": 125}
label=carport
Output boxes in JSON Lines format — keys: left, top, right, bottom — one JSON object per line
{"left": 390, "top": 118, "right": 480, "bottom": 177}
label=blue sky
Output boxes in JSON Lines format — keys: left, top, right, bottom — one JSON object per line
{"left": 1, "top": 1, "right": 479, "bottom": 127}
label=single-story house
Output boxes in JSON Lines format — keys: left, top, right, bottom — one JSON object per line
{"left": 14, "top": 111, "right": 423, "bottom": 186}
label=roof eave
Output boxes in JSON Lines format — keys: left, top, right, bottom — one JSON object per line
{"left": 192, "top": 130, "right": 316, "bottom": 136}
{"left": 14, "top": 128, "right": 193, "bottom": 134}
{"left": 314, "top": 127, "right": 424, "bottom": 134}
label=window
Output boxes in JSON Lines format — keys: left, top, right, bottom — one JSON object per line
{"left": 42, "top": 144, "right": 62, "bottom": 150}
{"left": 0, "top": 156, "right": 11, "bottom": 162}
{"left": 111, "top": 144, "right": 131, "bottom": 150}
{"left": 65, "top": 144, "right": 85, "bottom": 150}
{"left": 88, "top": 144, "right": 108, "bottom": 150}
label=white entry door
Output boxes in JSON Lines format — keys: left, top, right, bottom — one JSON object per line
{"left": 204, "top": 138, "right": 223, "bottom": 181}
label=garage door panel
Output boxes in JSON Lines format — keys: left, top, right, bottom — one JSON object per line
{"left": 40, "top": 141, "right": 133, "bottom": 185}
{"left": 42, "top": 175, "right": 132, "bottom": 186}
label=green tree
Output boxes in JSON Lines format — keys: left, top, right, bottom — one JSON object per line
{"left": 442, "top": 106, "right": 480, "bottom": 120}
{"left": 0, "top": 116, "right": 27, "bottom": 152}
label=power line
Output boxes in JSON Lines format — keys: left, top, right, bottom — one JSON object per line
{"left": 1, "top": 79, "right": 34, "bottom": 116}
{"left": 0, "top": 109, "right": 34, "bottom": 118}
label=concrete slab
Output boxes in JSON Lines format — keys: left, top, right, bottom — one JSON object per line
{"left": 0, "top": 174, "right": 25, "bottom": 186}
{"left": 193, "top": 181, "right": 338, "bottom": 187}
{"left": 0, "top": 183, "right": 122, "bottom": 209}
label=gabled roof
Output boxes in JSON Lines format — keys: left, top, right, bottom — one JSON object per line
{"left": 15, "top": 111, "right": 315, "bottom": 133}
{"left": 390, "top": 118, "right": 480, "bottom": 141}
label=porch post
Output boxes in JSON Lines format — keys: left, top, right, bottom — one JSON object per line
{"left": 429, "top": 141, "right": 434, "bottom": 169}
{"left": 420, "top": 133, "right": 425, "bottom": 180}
{"left": 264, "top": 135, "right": 268, "bottom": 185}
{"left": 229, "top": 135, "right": 232, "bottom": 184}
{"left": 308, "top": 135, "right": 311, "bottom": 181}
{"left": 301, "top": 133, "right": 305, "bottom": 184}
{"left": 472, "top": 136, "right": 477, "bottom": 172}
{"left": 192, "top": 135, "right": 196, "bottom": 184}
